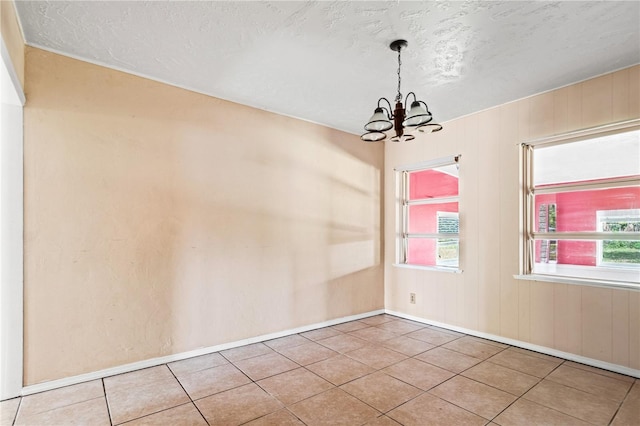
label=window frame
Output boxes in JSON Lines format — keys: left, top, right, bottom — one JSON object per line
{"left": 394, "top": 155, "right": 462, "bottom": 273}
{"left": 517, "top": 119, "right": 640, "bottom": 290}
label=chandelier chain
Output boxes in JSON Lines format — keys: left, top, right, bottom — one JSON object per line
{"left": 396, "top": 48, "right": 402, "bottom": 102}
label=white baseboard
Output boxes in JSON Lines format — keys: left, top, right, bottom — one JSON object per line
{"left": 21, "top": 306, "right": 637, "bottom": 397}
{"left": 21, "top": 309, "right": 385, "bottom": 396}
{"left": 386, "top": 309, "right": 640, "bottom": 379}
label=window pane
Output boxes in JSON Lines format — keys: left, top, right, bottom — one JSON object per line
{"left": 438, "top": 212, "right": 459, "bottom": 234}
{"left": 437, "top": 238, "right": 459, "bottom": 267}
{"left": 408, "top": 203, "right": 458, "bottom": 234}
{"left": 603, "top": 240, "right": 640, "bottom": 265}
{"left": 407, "top": 238, "right": 459, "bottom": 267}
{"left": 533, "top": 239, "right": 640, "bottom": 283}
{"left": 533, "top": 129, "right": 640, "bottom": 186}
{"left": 600, "top": 211, "right": 640, "bottom": 266}
{"left": 534, "top": 187, "right": 640, "bottom": 233}
{"left": 535, "top": 239, "right": 592, "bottom": 265}
{"left": 534, "top": 239, "right": 640, "bottom": 268}
{"left": 409, "top": 165, "right": 459, "bottom": 200}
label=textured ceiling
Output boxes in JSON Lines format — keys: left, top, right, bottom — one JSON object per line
{"left": 14, "top": 1, "right": 640, "bottom": 135}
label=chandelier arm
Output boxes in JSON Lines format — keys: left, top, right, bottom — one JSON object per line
{"left": 404, "top": 92, "right": 418, "bottom": 109}
{"left": 377, "top": 97, "right": 394, "bottom": 118}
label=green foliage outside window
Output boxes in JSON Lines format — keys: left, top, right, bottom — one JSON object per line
{"left": 603, "top": 241, "right": 640, "bottom": 264}
{"left": 602, "top": 220, "right": 640, "bottom": 264}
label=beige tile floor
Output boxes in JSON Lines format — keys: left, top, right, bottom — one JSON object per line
{"left": 1, "top": 314, "right": 638, "bottom": 426}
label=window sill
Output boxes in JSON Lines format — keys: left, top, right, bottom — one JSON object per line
{"left": 393, "top": 263, "right": 463, "bottom": 274}
{"left": 514, "top": 274, "right": 640, "bottom": 291}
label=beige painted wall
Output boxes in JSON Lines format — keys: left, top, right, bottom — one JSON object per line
{"left": 23, "top": 47, "right": 384, "bottom": 385}
{"left": 0, "top": 0, "right": 24, "bottom": 88}
{"left": 385, "top": 65, "right": 640, "bottom": 370}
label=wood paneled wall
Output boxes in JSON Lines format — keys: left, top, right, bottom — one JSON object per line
{"left": 385, "top": 66, "right": 640, "bottom": 370}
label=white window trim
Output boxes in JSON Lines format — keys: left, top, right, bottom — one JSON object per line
{"left": 517, "top": 119, "right": 640, "bottom": 290}
{"left": 394, "top": 155, "right": 462, "bottom": 272}
{"left": 514, "top": 273, "right": 640, "bottom": 292}
{"left": 393, "top": 263, "right": 463, "bottom": 273}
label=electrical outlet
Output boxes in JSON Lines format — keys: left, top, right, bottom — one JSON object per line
{"left": 410, "top": 293, "right": 416, "bottom": 304}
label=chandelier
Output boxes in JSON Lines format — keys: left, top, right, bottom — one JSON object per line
{"left": 361, "top": 40, "right": 442, "bottom": 142}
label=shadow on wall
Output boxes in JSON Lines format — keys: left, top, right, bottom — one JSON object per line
{"left": 23, "top": 47, "right": 384, "bottom": 383}
{"left": 165, "top": 116, "right": 384, "bottom": 349}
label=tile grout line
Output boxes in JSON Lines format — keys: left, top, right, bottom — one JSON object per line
{"left": 545, "top": 366, "right": 636, "bottom": 391}
{"left": 341, "top": 330, "right": 496, "bottom": 421}
{"left": 514, "top": 358, "right": 611, "bottom": 426}
{"left": 497, "top": 344, "right": 637, "bottom": 425}
{"left": 219, "top": 345, "right": 276, "bottom": 365}
{"left": 605, "top": 377, "right": 634, "bottom": 426}
{"left": 235, "top": 405, "right": 309, "bottom": 426}
{"left": 564, "top": 361, "right": 637, "bottom": 384}
{"left": 420, "top": 344, "right": 545, "bottom": 425}
{"left": 101, "top": 379, "right": 113, "bottom": 426}
{"left": 248, "top": 374, "right": 306, "bottom": 426}
{"left": 384, "top": 328, "right": 622, "bottom": 424}
{"left": 484, "top": 348, "right": 539, "bottom": 424}
{"left": 114, "top": 400, "right": 202, "bottom": 426}
{"left": 206, "top": 341, "right": 313, "bottom": 424}
{"left": 165, "top": 364, "right": 211, "bottom": 426}
{"left": 103, "top": 365, "right": 201, "bottom": 425}
{"left": 416, "top": 386, "right": 494, "bottom": 424}
{"left": 515, "top": 358, "right": 611, "bottom": 425}
{"left": 180, "top": 359, "right": 260, "bottom": 404}
{"left": 10, "top": 394, "right": 107, "bottom": 421}
{"left": 10, "top": 396, "right": 23, "bottom": 426}
{"left": 254, "top": 326, "right": 415, "bottom": 421}
{"left": 412, "top": 332, "right": 527, "bottom": 420}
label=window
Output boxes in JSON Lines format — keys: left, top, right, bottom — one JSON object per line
{"left": 396, "top": 155, "right": 460, "bottom": 271}
{"left": 520, "top": 120, "right": 640, "bottom": 288}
